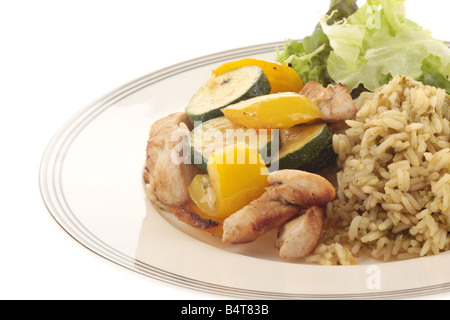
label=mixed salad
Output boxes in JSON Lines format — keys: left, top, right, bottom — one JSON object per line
{"left": 276, "top": 0, "right": 450, "bottom": 96}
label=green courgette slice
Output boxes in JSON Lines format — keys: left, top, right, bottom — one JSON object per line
{"left": 189, "top": 116, "right": 276, "bottom": 171}
{"left": 186, "top": 66, "right": 271, "bottom": 124}
{"left": 269, "top": 123, "right": 332, "bottom": 172}
{"left": 298, "top": 144, "right": 337, "bottom": 173}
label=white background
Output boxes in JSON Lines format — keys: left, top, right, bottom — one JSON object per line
{"left": 2, "top": 0, "right": 450, "bottom": 300}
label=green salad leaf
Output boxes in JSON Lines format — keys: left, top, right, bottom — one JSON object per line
{"left": 276, "top": 29, "right": 332, "bottom": 86}
{"left": 276, "top": 0, "right": 358, "bottom": 86}
{"left": 276, "top": 0, "right": 450, "bottom": 95}
{"left": 322, "top": 0, "right": 450, "bottom": 93}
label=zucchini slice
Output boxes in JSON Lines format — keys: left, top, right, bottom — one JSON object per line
{"left": 298, "top": 144, "right": 337, "bottom": 173}
{"left": 189, "top": 116, "right": 276, "bottom": 171}
{"left": 269, "top": 123, "right": 332, "bottom": 172}
{"left": 186, "top": 66, "right": 271, "bottom": 124}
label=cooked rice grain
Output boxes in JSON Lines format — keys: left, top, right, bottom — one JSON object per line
{"left": 315, "top": 75, "right": 450, "bottom": 265}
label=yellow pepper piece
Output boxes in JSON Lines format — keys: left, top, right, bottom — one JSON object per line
{"left": 212, "top": 58, "right": 304, "bottom": 94}
{"left": 203, "top": 143, "right": 269, "bottom": 220}
{"left": 222, "top": 92, "right": 322, "bottom": 129}
{"left": 187, "top": 174, "right": 217, "bottom": 217}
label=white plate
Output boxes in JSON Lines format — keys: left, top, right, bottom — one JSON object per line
{"left": 39, "top": 41, "right": 450, "bottom": 299}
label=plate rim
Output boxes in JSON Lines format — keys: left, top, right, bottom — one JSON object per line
{"left": 39, "top": 40, "right": 450, "bottom": 300}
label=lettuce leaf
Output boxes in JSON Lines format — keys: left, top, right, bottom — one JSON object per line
{"left": 275, "top": 0, "right": 358, "bottom": 86}
{"left": 276, "top": 29, "right": 332, "bottom": 86}
{"left": 322, "top": 0, "right": 450, "bottom": 93}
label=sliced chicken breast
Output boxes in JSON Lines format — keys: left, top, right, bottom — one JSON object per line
{"left": 267, "top": 169, "right": 336, "bottom": 208}
{"left": 299, "top": 81, "right": 357, "bottom": 122}
{"left": 276, "top": 206, "right": 324, "bottom": 259}
{"left": 221, "top": 192, "right": 300, "bottom": 244}
{"left": 144, "top": 112, "right": 201, "bottom": 210}
{"left": 222, "top": 169, "right": 335, "bottom": 244}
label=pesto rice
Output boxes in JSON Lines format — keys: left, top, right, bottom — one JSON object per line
{"left": 306, "top": 75, "right": 450, "bottom": 265}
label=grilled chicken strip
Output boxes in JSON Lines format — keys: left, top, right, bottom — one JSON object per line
{"left": 222, "top": 169, "right": 335, "bottom": 244}
{"left": 267, "top": 169, "right": 336, "bottom": 208}
{"left": 221, "top": 192, "right": 300, "bottom": 244}
{"left": 299, "top": 81, "right": 357, "bottom": 122}
{"left": 144, "top": 112, "right": 201, "bottom": 210}
{"left": 276, "top": 206, "right": 324, "bottom": 259}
